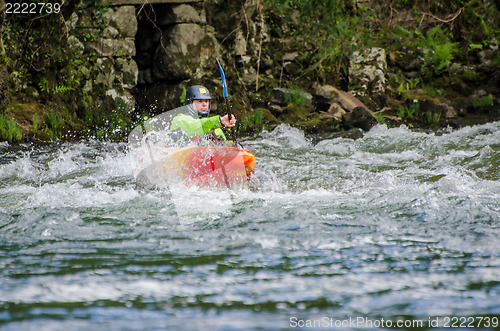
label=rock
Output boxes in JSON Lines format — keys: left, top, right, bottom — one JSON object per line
{"left": 238, "top": 55, "right": 252, "bottom": 65}
{"left": 103, "top": 26, "right": 120, "bottom": 39}
{"left": 234, "top": 30, "right": 247, "bottom": 56}
{"left": 271, "top": 87, "right": 289, "bottom": 106}
{"left": 349, "top": 47, "right": 387, "bottom": 107}
{"left": 153, "top": 23, "right": 221, "bottom": 81}
{"left": 336, "top": 91, "right": 370, "bottom": 112}
{"left": 89, "top": 38, "right": 136, "bottom": 57}
{"left": 316, "top": 85, "right": 340, "bottom": 100}
{"left": 137, "top": 68, "right": 154, "bottom": 85}
{"left": 115, "top": 58, "right": 138, "bottom": 89}
{"left": 106, "top": 6, "right": 137, "bottom": 38}
{"left": 342, "top": 106, "right": 377, "bottom": 131}
{"left": 282, "top": 52, "right": 299, "bottom": 62}
{"left": 68, "top": 12, "right": 79, "bottom": 30}
{"left": 93, "top": 58, "right": 115, "bottom": 87}
{"left": 389, "top": 48, "right": 424, "bottom": 71}
{"left": 106, "top": 88, "right": 135, "bottom": 107}
{"left": 314, "top": 84, "right": 370, "bottom": 113}
{"left": 157, "top": 4, "right": 205, "bottom": 25}
{"left": 269, "top": 104, "right": 284, "bottom": 116}
{"left": 67, "top": 35, "right": 85, "bottom": 55}
{"left": 241, "top": 66, "right": 257, "bottom": 86}
{"left": 419, "top": 98, "right": 455, "bottom": 119}
{"left": 271, "top": 87, "right": 314, "bottom": 111}
{"left": 283, "top": 61, "right": 301, "bottom": 76}
{"left": 444, "top": 105, "right": 458, "bottom": 119}
{"left": 328, "top": 103, "right": 346, "bottom": 121}
{"left": 313, "top": 85, "right": 338, "bottom": 111}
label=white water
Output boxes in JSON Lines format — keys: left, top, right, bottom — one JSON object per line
{"left": 1, "top": 123, "right": 499, "bottom": 330}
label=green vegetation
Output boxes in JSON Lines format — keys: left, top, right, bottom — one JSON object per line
{"left": 0, "top": 0, "right": 498, "bottom": 141}
{"left": 416, "top": 26, "right": 459, "bottom": 76}
{"left": 85, "top": 97, "right": 133, "bottom": 140}
{"left": 397, "top": 102, "right": 441, "bottom": 124}
{"left": 0, "top": 0, "right": 111, "bottom": 142}
{"left": 0, "top": 115, "right": 22, "bottom": 142}
{"left": 262, "top": 0, "right": 499, "bottom": 100}
{"left": 1, "top": 2, "right": 100, "bottom": 102}
{"left": 179, "top": 87, "right": 187, "bottom": 104}
{"left": 286, "top": 88, "right": 308, "bottom": 107}
{"left": 239, "top": 109, "right": 264, "bottom": 134}
{"left": 473, "top": 95, "right": 494, "bottom": 108}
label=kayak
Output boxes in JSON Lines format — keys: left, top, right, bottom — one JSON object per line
{"left": 128, "top": 105, "right": 256, "bottom": 189}
{"left": 135, "top": 145, "right": 256, "bottom": 189}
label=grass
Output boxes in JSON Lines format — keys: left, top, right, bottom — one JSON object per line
{"left": 0, "top": 114, "right": 23, "bottom": 142}
{"left": 286, "top": 88, "right": 308, "bottom": 107}
{"left": 473, "top": 95, "right": 494, "bottom": 108}
{"left": 239, "top": 110, "right": 264, "bottom": 134}
{"left": 397, "top": 102, "right": 441, "bottom": 124}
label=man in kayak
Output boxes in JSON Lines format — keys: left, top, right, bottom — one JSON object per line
{"left": 170, "top": 85, "right": 237, "bottom": 145}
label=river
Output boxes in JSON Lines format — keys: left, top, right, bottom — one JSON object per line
{"left": 1, "top": 122, "right": 499, "bottom": 330}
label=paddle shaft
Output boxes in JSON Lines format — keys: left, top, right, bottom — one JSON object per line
{"left": 217, "top": 58, "right": 238, "bottom": 146}
{"left": 224, "top": 96, "right": 238, "bottom": 145}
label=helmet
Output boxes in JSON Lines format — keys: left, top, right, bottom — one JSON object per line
{"left": 185, "top": 85, "right": 211, "bottom": 117}
{"left": 185, "top": 85, "right": 211, "bottom": 104}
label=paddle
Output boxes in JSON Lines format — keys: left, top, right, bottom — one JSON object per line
{"left": 217, "top": 59, "right": 238, "bottom": 146}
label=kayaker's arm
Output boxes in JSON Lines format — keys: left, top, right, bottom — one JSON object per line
{"left": 170, "top": 114, "right": 224, "bottom": 137}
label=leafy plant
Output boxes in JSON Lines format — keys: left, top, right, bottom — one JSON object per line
{"left": 397, "top": 102, "right": 441, "bottom": 124}
{"left": 416, "top": 26, "right": 458, "bottom": 76}
{"left": 53, "top": 85, "right": 75, "bottom": 95}
{"left": 422, "top": 84, "right": 445, "bottom": 97}
{"left": 372, "top": 112, "right": 388, "bottom": 126}
{"left": 397, "top": 77, "right": 420, "bottom": 95}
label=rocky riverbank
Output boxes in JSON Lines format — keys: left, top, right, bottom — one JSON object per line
{"left": 0, "top": 0, "right": 499, "bottom": 142}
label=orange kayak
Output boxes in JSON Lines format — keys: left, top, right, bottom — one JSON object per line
{"left": 136, "top": 145, "right": 256, "bottom": 188}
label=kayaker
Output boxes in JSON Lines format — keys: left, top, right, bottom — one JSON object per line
{"left": 170, "top": 85, "right": 237, "bottom": 145}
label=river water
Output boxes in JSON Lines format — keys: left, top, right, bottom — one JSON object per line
{"left": 1, "top": 122, "right": 499, "bottom": 330}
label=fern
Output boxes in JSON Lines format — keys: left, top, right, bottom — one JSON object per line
{"left": 53, "top": 85, "right": 75, "bottom": 94}
{"left": 418, "top": 26, "right": 458, "bottom": 75}
{"left": 38, "top": 77, "right": 50, "bottom": 93}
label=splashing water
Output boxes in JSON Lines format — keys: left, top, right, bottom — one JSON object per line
{"left": 1, "top": 123, "right": 499, "bottom": 330}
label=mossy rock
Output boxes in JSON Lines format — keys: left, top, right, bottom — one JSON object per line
{"left": 280, "top": 104, "right": 310, "bottom": 123}
{"left": 5, "top": 102, "right": 47, "bottom": 133}
{"left": 297, "top": 112, "right": 341, "bottom": 134}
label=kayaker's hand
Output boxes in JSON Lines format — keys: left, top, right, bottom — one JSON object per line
{"left": 220, "top": 114, "right": 236, "bottom": 127}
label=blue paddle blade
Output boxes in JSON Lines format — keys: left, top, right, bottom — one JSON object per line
{"left": 217, "top": 59, "right": 229, "bottom": 98}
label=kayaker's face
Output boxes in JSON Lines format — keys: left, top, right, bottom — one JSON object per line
{"left": 193, "top": 99, "right": 210, "bottom": 115}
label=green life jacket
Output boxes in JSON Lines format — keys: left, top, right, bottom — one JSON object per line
{"left": 170, "top": 113, "right": 227, "bottom": 141}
